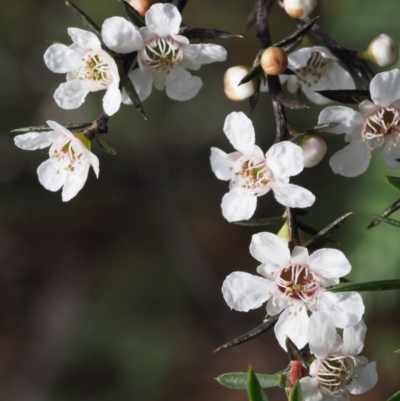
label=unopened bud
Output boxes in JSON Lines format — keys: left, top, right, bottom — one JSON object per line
{"left": 277, "top": 222, "right": 308, "bottom": 245}
{"left": 300, "top": 135, "right": 327, "bottom": 168}
{"left": 224, "top": 66, "right": 255, "bottom": 101}
{"left": 365, "top": 34, "right": 399, "bottom": 67}
{"left": 260, "top": 47, "right": 288, "bottom": 76}
{"left": 283, "top": 0, "right": 317, "bottom": 19}
{"left": 127, "top": 0, "right": 152, "bottom": 16}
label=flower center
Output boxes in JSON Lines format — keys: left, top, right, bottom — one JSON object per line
{"left": 50, "top": 137, "right": 86, "bottom": 172}
{"left": 362, "top": 107, "right": 400, "bottom": 152}
{"left": 77, "top": 51, "right": 113, "bottom": 89}
{"left": 294, "top": 51, "right": 328, "bottom": 87}
{"left": 140, "top": 37, "right": 183, "bottom": 72}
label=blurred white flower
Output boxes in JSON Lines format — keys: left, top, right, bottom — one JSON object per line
{"left": 210, "top": 112, "right": 315, "bottom": 222}
{"left": 366, "top": 34, "right": 399, "bottom": 67}
{"left": 300, "top": 135, "right": 327, "bottom": 168}
{"left": 283, "top": 0, "right": 317, "bottom": 19}
{"left": 319, "top": 69, "right": 400, "bottom": 176}
{"left": 14, "top": 121, "right": 99, "bottom": 202}
{"left": 224, "top": 66, "right": 255, "bottom": 101}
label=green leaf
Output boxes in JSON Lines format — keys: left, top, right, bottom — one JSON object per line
{"left": 316, "top": 89, "right": 371, "bottom": 104}
{"left": 65, "top": 1, "right": 101, "bottom": 38}
{"left": 238, "top": 64, "right": 263, "bottom": 86}
{"left": 120, "top": 0, "right": 146, "bottom": 27}
{"left": 386, "top": 176, "right": 400, "bottom": 192}
{"left": 371, "top": 215, "right": 400, "bottom": 228}
{"left": 329, "top": 279, "right": 400, "bottom": 293}
{"left": 368, "top": 198, "right": 400, "bottom": 229}
{"left": 249, "top": 79, "right": 261, "bottom": 114}
{"left": 386, "top": 390, "right": 400, "bottom": 401}
{"left": 247, "top": 368, "right": 269, "bottom": 401}
{"left": 179, "top": 27, "right": 242, "bottom": 40}
{"left": 11, "top": 122, "right": 91, "bottom": 133}
{"left": 393, "top": 348, "right": 400, "bottom": 354}
{"left": 289, "top": 381, "right": 302, "bottom": 401}
{"left": 120, "top": 70, "right": 146, "bottom": 119}
{"left": 234, "top": 216, "right": 284, "bottom": 227}
{"left": 277, "top": 93, "right": 309, "bottom": 110}
{"left": 216, "top": 372, "right": 287, "bottom": 390}
{"left": 95, "top": 135, "right": 119, "bottom": 156}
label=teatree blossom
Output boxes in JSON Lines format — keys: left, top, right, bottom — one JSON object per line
{"left": 14, "top": 121, "right": 99, "bottom": 202}
{"left": 319, "top": 69, "right": 400, "bottom": 176}
{"left": 210, "top": 112, "right": 315, "bottom": 222}
{"left": 286, "top": 46, "right": 355, "bottom": 105}
{"left": 300, "top": 312, "right": 377, "bottom": 400}
{"left": 222, "top": 232, "right": 364, "bottom": 350}
{"left": 114, "top": 3, "right": 227, "bottom": 102}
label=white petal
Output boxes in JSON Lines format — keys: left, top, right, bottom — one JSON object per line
{"left": 318, "top": 291, "right": 365, "bottom": 328}
{"left": 271, "top": 182, "right": 315, "bottom": 208}
{"left": 46, "top": 120, "right": 74, "bottom": 137}
{"left": 67, "top": 28, "right": 101, "bottom": 50}
{"left": 210, "top": 148, "right": 241, "bottom": 181}
{"left": 384, "top": 143, "right": 400, "bottom": 169}
{"left": 14, "top": 132, "right": 57, "bottom": 150}
{"left": 183, "top": 44, "right": 227, "bottom": 65}
{"left": 329, "top": 138, "right": 371, "bottom": 177}
{"left": 123, "top": 68, "right": 153, "bottom": 103}
{"left": 347, "top": 360, "right": 378, "bottom": 394}
{"left": 37, "top": 159, "right": 67, "bottom": 192}
{"left": 370, "top": 69, "right": 400, "bottom": 107}
{"left": 222, "top": 272, "right": 273, "bottom": 312}
{"left": 290, "top": 246, "right": 309, "bottom": 265}
{"left": 165, "top": 67, "right": 202, "bottom": 101}
{"left": 299, "top": 377, "right": 322, "bottom": 401}
{"left": 308, "top": 312, "right": 337, "bottom": 359}
{"left": 250, "top": 232, "right": 290, "bottom": 269}
{"left": 43, "top": 44, "right": 82, "bottom": 73}
{"left": 61, "top": 162, "right": 90, "bottom": 202}
{"left": 266, "top": 295, "right": 288, "bottom": 316}
{"left": 287, "top": 75, "right": 300, "bottom": 94}
{"left": 145, "top": 3, "right": 181, "bottom": 37}
{"left": 266, "top": 141, "right": 304, "bottom": 178}
{"left": 274, "top": 307, "right": 309, "bottom": 350}
{"left": 102, "top": 16, "right": 144, "bottom": 53}
{"left": 54, "top": 80, "right": 89, "bottom": 110}
{"left": 308, "top": 249, "right": 351, "bottom": 279}
{"left": 288, "top": 47, "right": 316, "bottom": 69}
{"left": 257, "top": 263, "right": 281, "bottom": 281}
{"left": 318, "top": 106, "right": 364, "bottom": 135}
{"left": 342, "top": 319, "right": 367, "bottom": 356}
{"left": 223, "top": 112, "right": 255, "bottom": 154}
{"left": 103, "top": 83, "right": 121, "bottom": 116}
{"left": 358, "top": 99, "right": 380, "bottom": 118}
{"left": 221, "top": 188, "right": 257, "bottom": 222}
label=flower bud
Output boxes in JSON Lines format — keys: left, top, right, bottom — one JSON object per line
{"left": 223, "top": 66, "right": 255, "bottom": 101}
{"left": 277, "top": 222, "right": 308, "bottom": 245}
{"left": 283, "top": 0, "right": 317, "bottom": 19}
{"left": 260, "top": 47, "right": 288, "bottom": 76}
{"left": 365, "top": 34, "right": 399, "bottom": 67}
{"left": 300, "top": 135, "right": 327, "bottom": 168}
{"left": 127, "top": 0, "right": 152, "bottom": 16}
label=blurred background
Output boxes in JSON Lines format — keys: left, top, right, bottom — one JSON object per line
{"left": 1, "top": 0, "right": 400, "bottom": 400}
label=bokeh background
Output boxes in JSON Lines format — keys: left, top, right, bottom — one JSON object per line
{"left": 1, "top": 0, "right": 400, "bottom": 400}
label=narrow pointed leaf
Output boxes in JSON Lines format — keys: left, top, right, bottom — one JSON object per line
{"left": 248, "top": 367, "right": 269, "bottom": 401}
{"left": 213, "top": 315, "right": 279, "bottom": 352}
{"left": 371, "top": 215, "right": 400, "bottom": 228}
{"left": 234, "top": 216, "right": 284, "bottom": 227}
{"left": 286, "top": 337, "right": 304, "bottom": 363}
{"left": 95, "top": 135, "right": 119, "bottom": 156}
{"left": 392, "top": 349, "right": 400, "bottom": 355}
{"left": 273, "top": 17, "right": 318, "bottom": 51}
{"left": 250, "top": 83, "right": 261, "bottom": 114}
{"left": 12, "top": 122, "right": 91, "bottom": 133}
{"left": 316, "top": 89, "right": 371, "bottom": 104}
{"left": 289, "top": 381, "right": 302, "bottom": 401}
{"left": 311, "top": 122, "right": 340, "bottom": 132}
{"left": 178, "top": 0, "right": 189, "bottom": 12}
{"left": 304, "top": 212, "right": 352, "bottom": 252}
{"left": 65, "top": 1, "right": 101, "bottom": 38}
{"left": 239, "top": 65, "right": 263, "bottom": 86}
{"left": 297, "top": 221, "right": 338, "bottom": 244}
{"left": 329, "top": 279, "right": 400, "bottom": 293}
{"left": 277, "top": 93, "right": 309, "bottom": 109}
{"left": 368, "top": 198, "right": 400, "bottom": 229}
{"left": 120, "top": 71, "right": 146, "bottom": 119}
{"left": 216, "top": 372, "right": 287, "bottom": 390}
{"left": 386, "top": 176, "right": 400, "bottom": 192}
{"left": 386, "top": 391, "right": 400, "bottom": 401}
{"left": 120, "top": 0, "right": 146, "bottom": 27}
{"left": 179, "top": 27, "right": 242, "bottom": 40}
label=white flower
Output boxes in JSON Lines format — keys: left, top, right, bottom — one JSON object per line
{"left": 300, "top": 135, "right": 327, "bottom": 168}
{"left": 222, "top": 232, "right": 365, "bottom": 350}
{"left": 300, "top": 312, "right": 378, "bottom": 401}
{"left": 283, "top": 0, "right": 317, "bottom": 19}
{"left": 319, "top": 69, "right": 400, "bottom": 177}
{"left": 224, "top": 66, "right": 255, "bottom": 101}
{"left": 210, "top": 112, "right": 315, "bottom": 222}
{"left": 14, "top": 121, "right": 99, "bottom": 202}
{"left": 286, "top": 47, "right": 355, "bottom": 105}
{"left": 367, "top": 34, "right": 399, "bottom": 68}
{"left": 43, "top": 20, "right": 136, "bottom": 115}
{"left": 117, "top": 3, "right": 227, "bottom": 102}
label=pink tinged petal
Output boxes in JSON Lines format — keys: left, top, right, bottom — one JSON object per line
{"left": 43, "top": 44, "right": 82, "bottom": 73}
{"left": 299, "top": 377, "right": 323, "bottom": 401}
{"left": 370, "top": 69, "right": 400, "bottom": 107}
{"left": 145, "top": 3, "right": 181, "bottom": 37}
{"left": 271, "top": 182, "right": 315, "bottom": 208}
{"left": 61, "top": 162, "right": 90, "bottom": 202}
{"left": 275, "top": 307, "right": 309, "bottom": 350}
{"left": 342, "top": 319, "right": 367, "bottom": 356}
{"left": 384, "top": 144, "right": 400, "bottom": 169}
{"left": 123, "top": 68, "right": 153, "bottom": 104}
{"left": 82, "top": 148, "right": 100, "bottom": 178}
{"left": 308, "top": 248, "right": 351, "bottom": 279}
{"left": 318, "top": 106, "right": 364, "bottom": 135}
{"left": 308, "top": 312, "right": 337, "bottom": 359}
{"left": 165, "top": 67, "right": 202, "bottom": 101}
{"left": 101, "top": 17, "right": 143, "bottom": 53}
{"left": 223, "top": 112, "right": 255, "bottom": 154}
{"left": 358, "top": 99, "right": 380, "bottom": 118}
{"left": 183, "top": 44, "right": 227, "bottom": 65}
{"left": 54, "top": 80, "right": 89, "bottom": 110}
{"left": 250, "top": 232, "right": 290, "bottom": 266}
{"left": 221, "top": 188, "right": 257, "bottom": 222}
{"left": 67, "top": 28, "right": 101, "bottom": 50}
{"left": 210, "top": 148, "right": 241, "bottom": 181}
{"left": 103, "top": 83, "right": 121, "bottom": 116}
{"left": 329, "top": 138, "right": 371, "bottom": 177}
{"left": 290, "top": 246, "right": 309, "bottom": 265}
{"left": 347, "top": 360, "right": 377, "bottom": 394}
{"left": 37, "top": 159, "right": 68, "bottom": 192}
{"left": 266, "top": 294, "right": 288, "bottom": 316}
{"left": 318, "top": 291, "right": 365, "bottom": 328}
{"left": 266, "top": 141, "right": 304, "bottom": 178}
{"left": 14, "top": 132, "right": 56, "bottom": 150}
{"left": 222, "top": 271, "right": 273, "bottom": 312}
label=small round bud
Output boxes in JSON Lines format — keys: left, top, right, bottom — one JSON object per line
{"left": 300, "top": 135, "right": 327, "bottom": 168}
{"left": 260, "top": 47, "right": 288, "bottom": 76}
{"left": 366, "top": 34, "right": 399, "bottom": 67}
{"left": 224, "top": 66, "right": 255, "bottom": 101}
{"left": 283, "top": 0, "right": 317, "bottom": 19}
{"left": 127, "top": 0, "right": 152, "bottom": 16}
